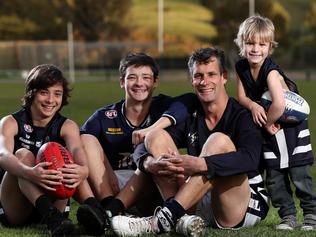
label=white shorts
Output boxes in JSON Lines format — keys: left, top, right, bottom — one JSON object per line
{"left": 114, "top": 169, "right": 135, "bottom": 190}
{"left": 195, "top": 175, "right": 269, "bottom": 229}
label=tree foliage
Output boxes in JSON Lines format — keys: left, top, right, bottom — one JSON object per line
{"left": 305, "top": 2, "right": 316, "bottom": 43}
{"left": 200, "top": 0, "right": 290, "bottom": 66}
{"left": 0, "top": 0, "right": 314, "bottom": 68}
{"left": 0, "top": 0, "right": 132, "bottom": 40}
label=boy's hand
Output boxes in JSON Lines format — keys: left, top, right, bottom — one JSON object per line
{"left": 264, "top": 123, "right": 281, "bottom": 135}
{"left": 250, "top": 102, "right": 267, "bottom": 127}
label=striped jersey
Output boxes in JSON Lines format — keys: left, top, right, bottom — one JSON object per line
{"left": 235, "top": 57, "right": 313, "bottom": 169}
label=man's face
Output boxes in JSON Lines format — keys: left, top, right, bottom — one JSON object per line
{"left": 120, "top": 65, "right": 158, "bottom": 102}
{"left": 191, "top": 57, "right": 227, "bottom": 104}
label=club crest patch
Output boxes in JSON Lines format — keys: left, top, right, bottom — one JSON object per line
{"left": 105, "top": 110, "right": 117, "bottom": 119}
{"left": 24, "top": 124, "right": 33, "bottom": 133}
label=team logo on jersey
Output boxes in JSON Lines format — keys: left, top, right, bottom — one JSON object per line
{"left": 106, "top": 127, "right": 123, "bottom": 135}
{"left": 188, "top": 132, "right": 198, "bottom": 145}
{"left": 35, "top": 141, "right": 42, "bottom": 147}
{"left": 23, "top": 124, "right": 33, "bottom": 133}
{"left": 105, "top": 110, "right": 117, "bottom": 119}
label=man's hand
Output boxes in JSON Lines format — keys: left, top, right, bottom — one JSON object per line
{"left": 145, "top": 155, "right": 184, "bottom": 178}
{"left": 160, "top": 153, "right": 204, "bottom": 177}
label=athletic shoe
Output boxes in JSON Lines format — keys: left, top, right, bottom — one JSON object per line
{"left": 42, "top": 206, "right": 74, "bottom": 237}
{"left": 77, "top": 203, "right": 108, "bottom": 236}
{"left": 275, "top": 215, "right": 297, "bottom": 230}
{"left": 175, "top": 214, "right": 206, "bottom": 237}
{"left": 111, "top": 215, "right": 155, "bottom": 236}
{"left": 301, "top": 214, "right": 316, "bottom": 230}
{"left": 111, "top": 206, "right": 175, "bottom": 236}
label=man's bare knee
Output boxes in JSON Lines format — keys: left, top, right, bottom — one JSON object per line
{"left": 201, "top": 132, "right": 236, "bottom": 157}
{"left": 145, "top": 129, "right": 175, "bottom": 157}
{"left": 145, "top": 129, "right": 168, "bottom": 147}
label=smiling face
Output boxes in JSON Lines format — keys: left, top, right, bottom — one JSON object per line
{"left": 31, "top": 83, "right": 63, "bottom": 121}
{"left": 120, "top": 65, "right": 158, "bottom": 103}
{"left": 243, "top": 33, "right": 271, "bottom": 66}
{"left": 191, "top": 56, "right": 227, "bottom": 104}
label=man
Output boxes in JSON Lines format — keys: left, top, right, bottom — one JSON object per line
{"left": 111, "top": 47, "right": 269, "bottom": 236}
{"left": 77, "top": 52, "right": 192, "bottom": 235}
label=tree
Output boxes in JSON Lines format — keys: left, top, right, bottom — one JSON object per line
{"left": 0, "top": 0, "right": 59, "bottom": 40}
{"left": 58, "top": 0, "right": 132, "bottom": 41}
{"left": 0, "top": 0, "right": 132, "bottom": 40}
{"left": 304, "top": 2, "right": 316, "bottom": 45}
{"left": 302, "top": 2, "right": 316, "bottom": 67}
{"left": 200, "top": 0, "right": 290, "bottom": 68}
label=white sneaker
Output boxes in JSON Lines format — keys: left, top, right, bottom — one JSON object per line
{"left": 111, "top": 215, "right": 155, "bottom": 237}
{"left": 175, "top": 214, "right": 206, "bottom": 237}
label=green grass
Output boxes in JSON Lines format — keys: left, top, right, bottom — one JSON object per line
{"left": 0, "top": 79, "right": 316, "bottom": 236}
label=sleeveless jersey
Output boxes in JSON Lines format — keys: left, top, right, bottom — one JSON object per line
{"left": 0, "top": 107, "right": 67, "bottom": 182}
{"left": 235, "top": 58, "right": 313, "bottom": 169}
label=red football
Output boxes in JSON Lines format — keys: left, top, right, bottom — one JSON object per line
{"left": 36, "top": 142, "right": 76, "bottom": 199}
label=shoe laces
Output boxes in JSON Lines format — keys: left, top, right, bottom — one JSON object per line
{"left": 128, "top": 216, "right": 154, "bottom": 234}
{"left": 280, "top": 215, "right": 297, "bottom": 227}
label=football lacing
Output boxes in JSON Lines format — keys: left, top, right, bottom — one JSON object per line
{"left": 285, "top": 101, "right": 293, "bottom": 112}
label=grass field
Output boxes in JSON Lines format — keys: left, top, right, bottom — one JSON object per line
{"left": 0, "top": 79, "right": 316, "bottom": 236}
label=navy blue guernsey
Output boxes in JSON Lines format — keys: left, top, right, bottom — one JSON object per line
{"left": 12, "top": 108, "right": 67, "bottom": 154}
{"left": 166, "top": 97, "right": 262, "bottom": 179}
{"left": 235, "top": 57, "right": 313, "bottom": 169}
{"left": 80, "top": 94, "right": 196, "bottom": 170}
{"left": 235, "top": 58, "right": 298, "bottom": 103}
{"left": 0, "top": 107, "right": 67, "bottom": 182}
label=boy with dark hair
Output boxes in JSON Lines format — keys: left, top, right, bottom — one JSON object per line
{"left": 0, "top": 64, "right": 90, "bottom": 236}
{"left": 78, "top": 52, "right": 194, "bottom": 234}
{"left": 111, "top": 47, "right": 269, "bottom": 237}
